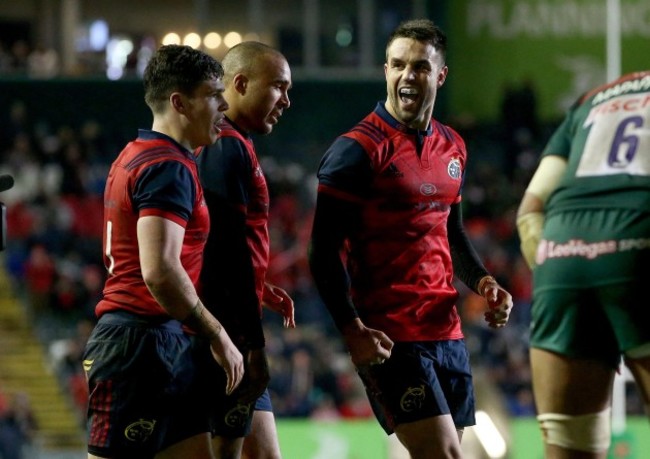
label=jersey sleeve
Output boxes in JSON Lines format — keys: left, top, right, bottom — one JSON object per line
{"left": 133, "top": 160, "right": 196, "bottom": 226}
{"left": 542, "top": 112, "right": 574, "bottom": 160}
{"left": 317, "top": 136, "right": 373, "bottom": 201}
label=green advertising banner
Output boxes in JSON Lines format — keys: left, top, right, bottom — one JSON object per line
{"left": 445, "top": 0, "right": 650, "bottom": 121}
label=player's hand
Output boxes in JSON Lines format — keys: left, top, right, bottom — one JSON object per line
{"left": 479, "top": 276, "right": 513, "bottom": 329}
{"left": 262, "top": 282, "right": 295, "bottom": 328}
{"left": 341, "top": 318, "right": 393, "bottom": 368}
{"left": 209, "top": 331, "right": 245, "bottom": 395}
{"left": 235, "top": 348, "right": 270, "bottom": 405}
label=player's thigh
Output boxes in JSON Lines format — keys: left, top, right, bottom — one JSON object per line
{"left": 625, "top": 355, "right": 650, "bottom": 406}
{"left": 242, "top": 410, "right": 281, "bottom": 459}
{"left": 156, "top": 432, "right": 214, "bottom": 459}
{"left": 530, "top": 348, "right": 615, "bottom": 414}
{"left": 394, "top": 415, "right": 462, "bottom": 459}
{"left": 211, "top": 435, "right": 244, "bottom": 459}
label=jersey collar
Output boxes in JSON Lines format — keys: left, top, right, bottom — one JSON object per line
{"left": 138, "top": 129, "right": 194, "bottom": 158}
{"left": 374, "top": 102, "right": 433, "bottom": 137}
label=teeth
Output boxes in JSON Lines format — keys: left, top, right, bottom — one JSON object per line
{"left": 400, "top": 88, "right": 417, "bottom": 95}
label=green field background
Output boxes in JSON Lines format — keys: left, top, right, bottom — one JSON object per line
{"left": 275, "top": 417, "right": 650, "bottom": 458}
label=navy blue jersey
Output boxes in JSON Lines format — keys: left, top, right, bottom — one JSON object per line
{"left": 196, "top": 118, "right": 267, "bottom": 348}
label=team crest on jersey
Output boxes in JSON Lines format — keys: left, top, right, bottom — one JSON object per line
{"left": 448, "top": 158, "right": 462, "bottom": 179}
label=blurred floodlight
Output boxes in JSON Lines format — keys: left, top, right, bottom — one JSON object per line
{"left": 335, "top": 25, "right": 353, "bottom": 47}
{"left": 183, "top": 33, "right": 202, "bottom": 49}
{"left": 89, "top": 20, "right": 109, "bottom": 51}
{"left": 106, "top": 65, "right": 123, "bottom": 80}
{"left": 224, "top": 31, "right": 242, "bottom": 48}
{"left": 162, "top": 33, "right": 181, "bottom": 45}
{"left": 474, "top": 411, "right": 507, "bottom": 458}
{"left": 204, "top": 32, "right": 222, "bottom": 49}
{"left": 106, "top": 38, "right": 133, "bottom": 66}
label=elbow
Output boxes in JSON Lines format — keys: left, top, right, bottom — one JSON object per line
{"left": 141, "top": 263, "right": 174, "bottom": 295}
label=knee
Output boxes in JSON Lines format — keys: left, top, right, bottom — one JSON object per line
{"left": 537, "top": 408, "right": 611, "bottom": 452}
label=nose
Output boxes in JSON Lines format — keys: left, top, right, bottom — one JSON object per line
{"left": 403, "top": 66, "right": 416, "bottom": 81}
{"left": 281, "top": 90, "right": 290, "bottom": 109}
{"left": 220, "top": 95, "right": 229, "bottom": 112}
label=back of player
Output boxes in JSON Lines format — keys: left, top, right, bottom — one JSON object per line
{"left": 517, "top": 70, "right": 650, "bottom": 458}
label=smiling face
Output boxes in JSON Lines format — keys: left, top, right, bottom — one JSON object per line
{"left": 384, "top": 37, "right": 448, "bottom": 131}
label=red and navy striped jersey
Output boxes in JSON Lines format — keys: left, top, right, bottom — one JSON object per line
{"left": 195, "top": 118, "right": 268, "bottom": 348}
{"left": 96, "top": 130, "right": 209, "bottom": 318}
{"left": 317, "top": 102, "right": 467, "bottom": 341}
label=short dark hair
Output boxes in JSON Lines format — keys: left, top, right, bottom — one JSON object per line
{"left": 386, "top": 19, "right": 447, "bottom": 63}
{"left": 143, "top": 44, "right": 224, "bottom": 112}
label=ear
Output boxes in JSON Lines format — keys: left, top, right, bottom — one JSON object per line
{"left": 170, "top": 92, "right": 185, "bottom": 113}
{"left": 437, "top": 66, "right": 448, "bottom": 88}
{"left": 233, "top": 74, "right": 248, "bottom": 95}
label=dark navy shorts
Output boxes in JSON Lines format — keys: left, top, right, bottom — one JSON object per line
{"left": 192, "top": 338, "right": 273, "bottom": 439}
{"left": 83, "top": 311, "right": 210, "bottom": 458}
{"left": 357, "top": 339, "right": 476, "bottom": 435}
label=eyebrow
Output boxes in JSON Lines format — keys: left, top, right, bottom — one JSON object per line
{"left": 273, "top": 78, "right": 292, "bottom": 87}
{"left": 389, "top": 57, "right": 432, "bottom": 67}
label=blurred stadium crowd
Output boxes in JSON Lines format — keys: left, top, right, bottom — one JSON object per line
{"left": 1, "top": 61, "right": 645, "bottom": 453}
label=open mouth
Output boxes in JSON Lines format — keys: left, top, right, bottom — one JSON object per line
{"left": 213, "top": 116, "right": 224, "bottom": 133}
{"left": 399, "top": 87, "right": 418, "bottom": 104}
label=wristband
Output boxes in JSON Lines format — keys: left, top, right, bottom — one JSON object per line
{"left": 516, "top": 212, "right": 544, "bottom": 269}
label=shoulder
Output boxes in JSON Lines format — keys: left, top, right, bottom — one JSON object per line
{"left": 432, "top": 120, "right": 466, "bottom": 150}
{"left": 122, "top": 139, "right": 193, "bottom": 169}
{"left": 342, "top": 111, "right": 391, "bottom": 154}
{"left": 197, "top": 132, "right": 252, "bottom": 172}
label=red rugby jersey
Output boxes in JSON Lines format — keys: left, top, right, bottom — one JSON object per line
{"left": 317, "top": 103, "right": 466, "bottom": 341}
{"left": 96, "top": 130, "right": 209, "bottom": 318}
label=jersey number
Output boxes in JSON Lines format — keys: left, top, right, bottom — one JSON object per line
{"left": 608, "top": 116, "right": 642, "bottom": 167}
{"left": 578, "top": 94, "right": 650, "bottom": 177}
{"left": 105, "top": 220, "right": 115, "bottom": 275}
